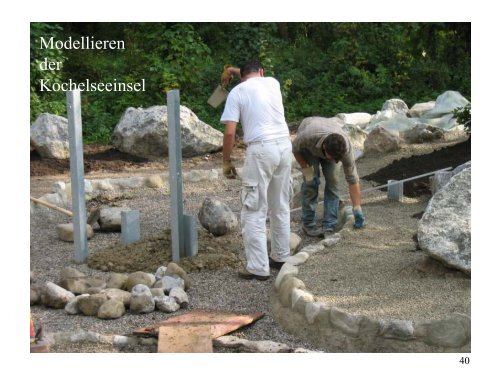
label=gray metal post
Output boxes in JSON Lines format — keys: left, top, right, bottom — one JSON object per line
{"left": 66, "top": 90, "right": 88, "bottom": 263}
{"left": 387, "top": 179, "right": 404, "bottom": 201}
{"left": 121, "top": 210, "right": 140, "bottom": 244}
{"left": 167, "top": 90, "right": 184, "bottom": 262}
{"left": 183, "top": 214, "right": 198, "bottom": 257}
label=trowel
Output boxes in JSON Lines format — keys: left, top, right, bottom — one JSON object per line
{"left": 207, "top": 85, "right": 228, "bottom": 108}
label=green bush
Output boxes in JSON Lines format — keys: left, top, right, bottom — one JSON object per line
{"left": 453, "top": 103, "right": 471, "bottom": 134}
{"left": 30, "top": 22, "right": 471, "bottom": 144}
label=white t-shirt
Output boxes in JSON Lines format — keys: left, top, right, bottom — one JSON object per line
{"left": 220, "top": 76, "right": 289, "bottom": 144}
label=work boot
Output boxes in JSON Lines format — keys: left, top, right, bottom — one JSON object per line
{"left": 301, "top": 224, "right": 325, "bottom": 238}
{"left": 237, "top": 268, "right": 269, "bottom": 281}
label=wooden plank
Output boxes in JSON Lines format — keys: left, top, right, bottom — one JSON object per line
{"left": 157, "top": 324, "right": 212, "bottom": 353}
{"left": 134, "top": 309, "right": 264, "bottom": 338}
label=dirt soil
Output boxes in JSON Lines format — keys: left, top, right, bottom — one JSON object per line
{"left": 363, "top": 138, "right": 471, "bottom": 197}
{"left": 30, "top": 137, "right": 471, "bottom": 275}
{"left": 30, "top": 145, "right": 151, "bottom": 176}
{"left": 86, "top": 228, "right": 243, "bottom": 273}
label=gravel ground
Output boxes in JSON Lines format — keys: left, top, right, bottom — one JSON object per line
{"left": 29, "top": 138, "right": 470, "bottom": 353}
{"left": 30, "top": 173, "right": 324, "bottom": 353}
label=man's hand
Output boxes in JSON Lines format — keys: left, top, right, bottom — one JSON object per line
{"left": 353, "top": 206, "right": 365, "bottom": 229}
{"left": 221, "top": 65, "right": 233, "bottom": 88}
{"left": 302, "top": 166, "right": 314, "bottom": 183}
{"left": 223, "top": 161, "right": 238, "bottom": 179}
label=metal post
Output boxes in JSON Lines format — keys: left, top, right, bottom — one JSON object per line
{"left": 183, "top": 214, "right": 198, "bottom": 257}
{"left": 167, "top": 90, "right": 184, "bottom": 262}
{"left": 66, "top": 90, "right": 88, "bottom": 263}
{"left": 387, "top": 180, "right": 404, "bottom": 201}
{"left": 121, "top": 210, "right": 140, "bottom": 245}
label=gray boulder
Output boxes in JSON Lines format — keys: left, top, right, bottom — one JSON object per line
{"left": 124, "top": 271, "right": 156, "bottom": 291}
{"left": 154, "top": 296, "right": 181, "bottom": 313}
{"left": 166, "top": 263, "right": 192, "bottom": 290}
{"left": 382, "top": 99, "right": 409, "bottom": 115}
{"left": 408, "top": 101, "right": 436, "bottom": 118}
{"left": 64, "top": 294, "right": 90, "bottom": 315}
{"left": 400, "top": 124, "right": 445, "bottom": 144}
{"left": 153, "top": 275, "right": 185, "bottom": 293}
{"left": 59, "top": 267, "right": 85, "bottom": 281}
{"left": 101, "top": 288, "right": 132, "bottom": 307}
{"left": 56, "top": 223, "right": 94, "bottom": 242}
{"left": 364, "top": 125, "right": 400, "bottom": 154}
{"left": 418, "top": 168, "right": 471, "bottom": 275}
{"left": 97, "top": 207, "right": 131, "bottom": 232}
{"left": 77, "top": 293, "right": 108, "bottom": 316}
{"left": 30, "top": 113, "right": 70, "bottom": 159}
{"left": 106, "top": 273, "right": 128, "bottom": 289}
{"left": 198, "top": 197, "right": 238, "bottom": 236}
{"left": 111, "top": 105, "right": 223, "bottom": 159}
{"left": 40, "top": 282, "right": 75, "bottom": 309}
{"left": 129, "top": 284, "right": 155, "bottom": 313}
{"left": 60, "top": 276, "right": 107, "bottom": 295}
{"left": 421, "top": 91, "right": 470, "bottom": 120}
{"left": 97, "top": 299, "right": 126, "bottom": 319}
{"left": 169, "top": 287, "right": 189, "bottom": 308}
{"left": 336, "top": 112, "right": 372, "bottom": 129}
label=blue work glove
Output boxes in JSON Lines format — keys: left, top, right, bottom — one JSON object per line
{"left": 353, "top": 206, "right": 365, "bottom": 229}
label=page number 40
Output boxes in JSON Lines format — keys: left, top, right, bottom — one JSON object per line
{"left": 459, "top": 357, "right": 470, "bottom": 365}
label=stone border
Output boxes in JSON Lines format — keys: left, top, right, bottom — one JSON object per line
{"left": 271, "top": 236, "right": 471, "bottom": 352}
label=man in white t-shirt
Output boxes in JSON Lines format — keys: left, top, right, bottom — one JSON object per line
{"left": 220, "top": 61, "right": 292, "bottom": 281}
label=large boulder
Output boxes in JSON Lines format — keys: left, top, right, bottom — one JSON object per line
{"left": 30, "top": 113, "right": 70, "bottom": 159}
{"left": 124, "top": 271, "right": 156, "bottom": 291}
{"left": 198, "top": 197, "right": 238, "bottom": 236}
{"left": 56, "top": 223, "right": 94, "bottom": 242}
{"left": 421, "top": 91, "right": 470, "bottom": 120}
{"left": 418, "top": 168, "right": 471, "bottom": 275}
{"left": 97, "top": 299, "right": 126, "bottom": 319}
{"left": 362, "top": 92, "right": 469, "bottom": 145}
{"left": 97, "top": 207, "right": 131, "bottom": 232}
{"left": 408, "top": 101, "right": 436, "bottom": 118}
{"left": 381, "top": 99, "right": 409, "bottom": 115}
{"left": 60, "top": 276, "right": 107, "bottom": 295}
{"left": 40, "top": 282, "right": 75, "bottom": 309}
{"left": 111, "top": 105, "right": 223, "bottom": 159}
{"left": 129, "top": 284, "right": 155, "bottom": 313}
{"left": 400, "top": 124, "right": 445, "bottom": 144}
{"left": 336, "top": 112, "right": 372, "bottom": 130}
{"left": 363, "top": 125, "right": 400, "bottom": 154}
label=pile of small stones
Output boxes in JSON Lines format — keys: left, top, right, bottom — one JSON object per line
{"left": 30, "top": 263, "right": 192, "bottom": 319}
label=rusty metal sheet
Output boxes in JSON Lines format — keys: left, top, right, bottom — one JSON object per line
{"left": 134, "top": 309, "right": 264, "bottom": 338}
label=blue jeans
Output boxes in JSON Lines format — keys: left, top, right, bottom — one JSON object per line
{"left": 300, "top": 151, "right": 341, "bottom": 231}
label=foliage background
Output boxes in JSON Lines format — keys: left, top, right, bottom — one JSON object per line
{"left": 30, "top": 22, "right": 471, "bottom": 144}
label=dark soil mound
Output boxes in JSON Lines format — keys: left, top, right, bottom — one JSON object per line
{"left": 30, "top": 146, "right": 149, "bottom": 176}
{"left": 362, "top": 138, "right": 471, "bottom": 197}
